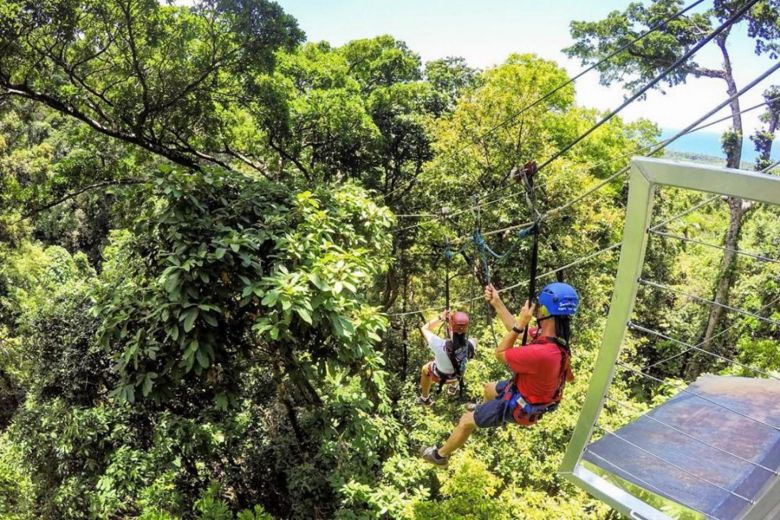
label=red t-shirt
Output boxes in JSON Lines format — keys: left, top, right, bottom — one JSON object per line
{"left": 504, "top": 337, "right": 574, "bottom": 404}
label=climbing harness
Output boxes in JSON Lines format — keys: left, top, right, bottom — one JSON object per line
{"left": 500, "top": 335, "right": 572, "bottom": 426}
{"left": 434, "top": 335, "right": 476, "bottom": 399}
{"left": 433, "top": 311, "right": 475, "bottom": 400}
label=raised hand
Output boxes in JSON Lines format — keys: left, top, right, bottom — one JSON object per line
{"left": 483, "top": 284, "right": 500, "bottom": 306}
{"left": 516, "top": 300, "right": 536, "bottom": 328}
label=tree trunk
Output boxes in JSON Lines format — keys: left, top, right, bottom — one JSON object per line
{"left": 281, "top": 349, "right": 322, "bottom": 407}
{"left": 694, "top": 198, "right": 744, "bottom": 358}
{"left": 381, "top": 241, "right": 400, "bottom": 309}
{"left": 272, "top": 362, "right": 307, "bottom": 448}
{"left": 401, "top": 269, "right": 409, "bottom": 381}
{"left": 689, "top": 37, "right": 744, "bottom": 378}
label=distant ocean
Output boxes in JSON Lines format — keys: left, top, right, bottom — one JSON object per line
{"left": 660, "top": 129, "right": 780, "bottom": 164}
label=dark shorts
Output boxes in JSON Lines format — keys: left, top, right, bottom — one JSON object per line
{"left": 473, "top": 380, "right": 513, "bottom": 428}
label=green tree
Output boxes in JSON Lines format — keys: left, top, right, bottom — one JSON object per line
{"left": 564, "top": 0, "right": 780, "bottom": 375}
{"left": 424, "top": 57, "right": 480, "bottom": 116}
{"left": 0, "top": 99, "right": 153, "bottom": 262}
{"left": 0, "top": 0, "right": 303, "bottom": 173}
{"left": 246, "top": 41, "right": 381, "bottom": 182}
{"left": 750, "top": 85, "right": 780, "bottom": 170}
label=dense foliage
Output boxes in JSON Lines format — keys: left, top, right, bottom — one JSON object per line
{"left": 0, "top": 0, "right": 777, "bottom": 518}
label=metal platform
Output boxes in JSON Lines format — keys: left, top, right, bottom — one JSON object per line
{"left": 559, "top": 158, "right": 780, "bottom": 519}
{"left": 584, "top": 376, "right": 780, "bottom": 519}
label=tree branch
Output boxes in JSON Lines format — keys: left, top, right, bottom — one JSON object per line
{"left": 625, "top": 47, "right": 670, "bottom": 64}
{"left": 118, "top": 0, "right": 151, "bottom": 127}
{"left": 1, "top": 81, "right": 200, "bottom": 170}
{"left": 223, "top": 145, "right": 275, "bottom": 182}
{"left": 691, "top": 67, "right": 726, "bottom": 79}
{"left": 19, "top": 178, "right": 147, "bottom": 221}
{"left": 268, "top": 137, "right": 310, "bottom": 179}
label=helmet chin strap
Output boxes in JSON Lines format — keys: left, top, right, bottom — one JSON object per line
{"left": 533, "top": 314, "right": 553, "bottom": 339}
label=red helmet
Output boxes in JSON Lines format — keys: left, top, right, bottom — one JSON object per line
{"left": 449, "top": 311, "right": 470, "bottom": 334}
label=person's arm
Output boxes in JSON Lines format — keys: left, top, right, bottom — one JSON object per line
{"left": 420, "top": 310, "right": 448, "bottom": 344}
{"left": 494, "top": 300, "right": 535, "bottom": 362}
{"left": 484, "top": 284, "right": 515, "bottom": 332}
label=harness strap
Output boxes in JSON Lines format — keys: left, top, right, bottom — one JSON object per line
{"left": 435, "top": 340, "right": 471, "bottom": 395}
{"left": 521, "top": 219, "right": 540, "bottom": 346}
{"left": 433, "top": 362, "right": 457, "bottom": 394}
{"left": 502, "top": 342, "right": 570, "bottom": 424}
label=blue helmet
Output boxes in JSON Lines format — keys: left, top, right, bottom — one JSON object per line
{"left": 538, "top": 283, "right": 579, "bottom": 316}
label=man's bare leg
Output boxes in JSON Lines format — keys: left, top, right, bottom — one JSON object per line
{"left": 438, "top": 412, "right": 477, "bottom": 457}
{"left": 420, "top": 365, "right": 433, "bottom": 398}
{"left": 482, "top": 382, "right": 499, "bottom": 400}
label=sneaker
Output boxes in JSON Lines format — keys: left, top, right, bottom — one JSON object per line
{"left": 420, "top": 446, "right": 449, "bottom": 466}
{"left": 416, "top": 395, "right": 433, "bottom": 407}
{"left": 447, "top": 383, "right": 459, "bottom": 396}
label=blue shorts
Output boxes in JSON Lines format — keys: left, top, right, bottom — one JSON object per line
{"left": 473, "top": 380, "right": 513, "bottom": 428}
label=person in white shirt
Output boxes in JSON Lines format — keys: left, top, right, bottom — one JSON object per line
{"left": 417, "top": 310, "right": 476, "bottom": 406}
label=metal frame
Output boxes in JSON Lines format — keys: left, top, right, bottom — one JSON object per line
{"left": 559, "top": 157, "right": 780, "bottom": 519}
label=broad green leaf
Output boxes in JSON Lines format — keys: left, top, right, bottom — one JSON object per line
{"left": 215, "top": 393, "right": 229, "bottom": 411}
{"left": 167, "top": 324, "right": 179, "bottom": 341}
{"left": 296, "top": 308, "right": 312, "bottom": 324}
{"left": 196, "top": 349, "right": 209, "bottom": 369}
{"left": 142, "top": 373, "right": 156, "bottom": 396}
{"left": 202, "top": 312, "right": 218, "bottom": 327}
{"left": 164, "top": 271, "right": 181, "bottom": 294}
{"left": 183, "top": 308, "right": 199, "bottom": 332}
{"left": 261, "top": 292, "right": 279, "bottom": 307}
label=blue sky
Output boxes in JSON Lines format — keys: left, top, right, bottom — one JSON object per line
{"left": 275, "top": 0, "right": 779, "bottom": 143}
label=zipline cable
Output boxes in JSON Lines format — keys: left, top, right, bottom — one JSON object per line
{"left": 648, "top": 194, "right": 723, "bottom": 232}
{"left": 645, "top": 154, "right": 780, "bottom": 233}
{"left": 399, "top": 91, "right": 780, "bottom": 234}
{"left": 466, "top": 65, "right": 780, "bottom": 241}
{"left": 628, "top": 321, "right": 780, "bottom": 380}
{"left": 523, "top": 59, "right": 780, "bottom": 230}
{"left": 446, "top": 93, "right": 780, "bottom": 236}
{"left": 644, "top": 292, "right": 780, "bottom": 371}
{"left": 389, "top": 59, "right": 780, "bottom": 318}
{"left": 764, "top": 158, "right": 780, "bottom": 172}
{"left": 534, "top": 0, "right": 762, "bottom": 173}
{"left": 454, "top": 0, "right": 709, "bottom": 156}
{"left": 398, "top": 93, "right": 780, "bottom": 224}
{"left": 649, "top": 229, "right": 780, "bottom": 265}
{"left": 639, "top": 279, "right": 780, "bottom": 327}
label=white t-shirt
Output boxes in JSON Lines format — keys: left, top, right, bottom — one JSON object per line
{"left": 423, "top": 332, "right": 476, "bottom": 375}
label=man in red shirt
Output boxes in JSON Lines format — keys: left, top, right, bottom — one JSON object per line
{"left": 421, "top": 282, "right": 578, "bottom": 466}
